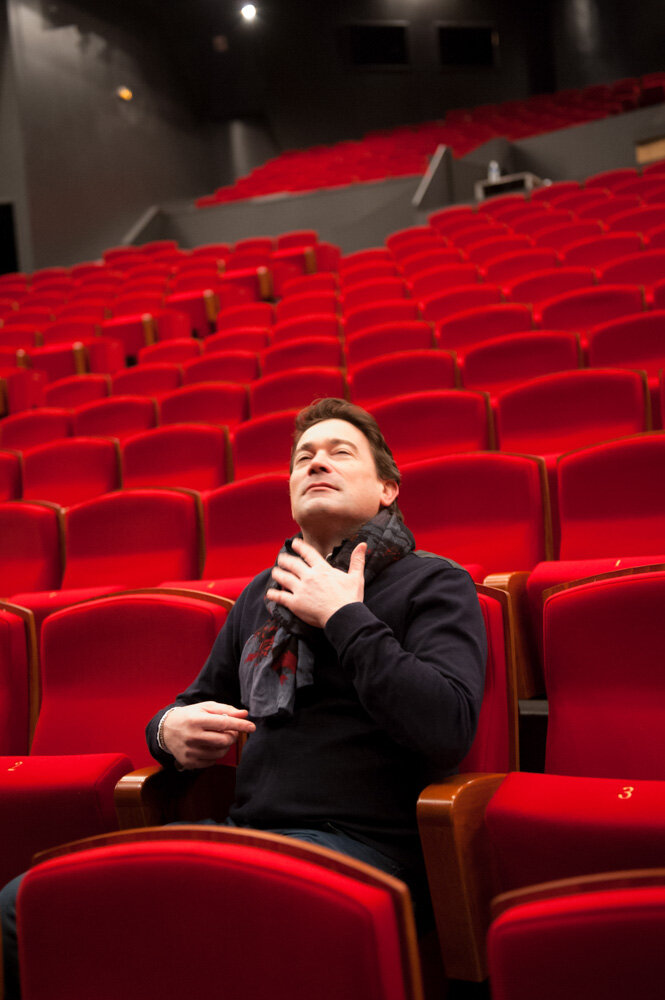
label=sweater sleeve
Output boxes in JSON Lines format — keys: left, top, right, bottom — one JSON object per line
{"left": 323, "top": 561, "right": 486, "bottom": 772}
{"left": 145, "top": 594, "right": 247, "bottom": 765}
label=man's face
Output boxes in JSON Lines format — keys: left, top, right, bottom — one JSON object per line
{"left": 289, "top": 418, "right": 398, "bottom": 540}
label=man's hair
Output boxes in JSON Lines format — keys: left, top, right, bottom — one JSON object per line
{"left": 290, "top": 397, "right": 402, "bottom": 518}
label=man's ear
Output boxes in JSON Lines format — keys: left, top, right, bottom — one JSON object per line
{"left": 379, "top": 479, "right": 399, "bottom": 507}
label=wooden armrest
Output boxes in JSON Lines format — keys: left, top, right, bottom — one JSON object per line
{"left": 483, "top": 570, "right": 542, "bottom": 698}
{"left": 417, "top": 772, "right": 506, "bottom": 982}
{"left": 115, "top": 763, "right": 237, "bottom": 829}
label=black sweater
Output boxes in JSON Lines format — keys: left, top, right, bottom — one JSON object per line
{"left": 146, "top": 551, "right": 486, "bottom": 870}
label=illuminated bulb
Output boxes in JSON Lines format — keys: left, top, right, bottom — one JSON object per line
{"left": 116, "top": 86, "right": 133, "bottom": 102}
{"left": 241, "top": 4, "right": 257, "bottom": 20}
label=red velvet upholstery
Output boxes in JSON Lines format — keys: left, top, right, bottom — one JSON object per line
{"left": 0, "top": 602, "right": 36, "bottom": 754}
{"left": 31, "top": 590, "right": 230, "bottom": 765}
{"left": 607, "top": 204, "right": 665, "bottom": 233}
{"left": 43, "top": 374, "right": 110, "bottom": 409}
{"left": 274, "top": 290, "right": 339, "bottom": 322}
{"left": 71, "top": 395, "right": 158, "bottom": 441}
{"left": 110, "top": 363, "right": 182, "bottom": 397}
{"left": 586, "top": 312, "right": 665, "bottom": 424}
{"left": 343, "top": 299, "right": 420, "bottom": 337}
{"left": 122, "top": 424, "right": 228, "bottom": 492}
{"left": 0, "top": 590, "right": 233, "bottom": 886}
{"left": 369, "top": 390, "right": 492, "bottom": 464}
{"left": 494, "top": 368, "right": 649, "bottom": 456}
{"left": 159, "top": 382, "right": 249, "bottom": 428}
{"left": 485, "top": 772, "right": 665, "bottom": 894}
{"left": 420, "top": 284, "right": 503, "bottom": 324}
{"left": 215, "top": 301, "right": 274, "bottom": 330}
{"left": 399, "top": 452, "right": 551, "bottom": 579}
{"left": 22, "top": 437, "right": 121, "bottom": 506}
{"left": 561, "top": 231, "right": 644, "bottom": 267}
{"left": 345, "top": 321, "right": 435, "bottom": 369}
{"left": 161, "top": 474, "right": 297, "bottom": 598}
{"left": 249, "top": 367, "right": 347, "bottom": 418}
{"left": 231, "top": 409, "right": 299, "bottom": 480}
{"left": 0, "top": 753, "right": 131, "bottom": 887}
{"left": 543, "top": 568, "right": 665, "bottom": 777}
{"left": 534, "top": 284, "right": 644, "bottom": 331}
{"left": 0, "top": 449, "right": 21, "bottom": 500}
{"left": 180, "top": 350, "right": 259, "bottom": 385}
{"left": 435, "top": 303, "right": 532, "bottom": 356}
{"left": 532, "top": 220, "right": 603, "bottom": 249}
{"left": 164, "top": 288, "right": 219, "bottom": 336}
{"left": 349, "top": 349, "right": 458, "bottom": 406}
{"left": 261, "top": 337, "right": 344, "bottom": 375}
{"left": 597, "top": 249, "right": 665, "bottom": 302}
{"left": 488, "top": 872, "right": 665, "bottom": 1000}
{"left": 461, "top": 331, "right": 581, "bottom": 395}
{"left": 137, "top": 338, "right": 201, "bottom": 366}
{"left": 341, "top": 277, "right": 409, "bottom": 313}
{"left": 0, "top": 408, "right": 71, "bottom": 450}
{"left": 505, "top": 267, "right": 595, "bottom": 306}
{"left": 203, "top": 327, "right": 271, "bottom": 353}
{"left": 0, "top": 501, "right": 64, "bottom": 596}
{"left": 482, "top": 248, "right": 559, "bottom": 284}
{"left": 270, "top": 314, "right": 341, "bottom": 345}
{"left": 17, "top": 830, "right": 419, "bottom": 1000}
{"left": 407, "top": 263, "right": 480, "bottom": 302}
{"left": 100, "top": 314, "right": 154, "bottom": 358}
{"left": 10, "top": 489, "right": 203, "bottom": 625}
{"left": 525, "top": 434, "right": 665, "bottom": 653}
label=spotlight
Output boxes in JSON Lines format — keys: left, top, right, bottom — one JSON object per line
{"left": 240, "top": 4, "right": 257, "bottom": 21}
{"left": 115, "top": 86, "right": 133, "bottom": 102}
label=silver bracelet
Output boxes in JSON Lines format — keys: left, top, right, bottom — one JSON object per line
{"left": 157, "top": 707, "right": 178, "bottom": 753}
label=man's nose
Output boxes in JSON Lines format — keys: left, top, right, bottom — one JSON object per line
{"left": 307, "top": 450, "right": 331, "bottom": 472}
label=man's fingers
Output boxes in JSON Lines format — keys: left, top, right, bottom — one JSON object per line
{"left": 290, "top": 536, "right": 323, "bottom": 564}
{"left": 348, "top": 542, "right": 367, "bottom": 576}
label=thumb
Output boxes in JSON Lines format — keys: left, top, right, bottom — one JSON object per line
{"left": 348, "top": 542, "right": 367, "bottom": 577}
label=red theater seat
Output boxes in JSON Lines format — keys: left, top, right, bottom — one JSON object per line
{"left": 249, "top": 368, "right": 347, "bottom": 418}
{"left": 535, "top": 284, "right": 645, "bottom": 332}
{"left": 180, "top": 351, "right": 260, "bottom": 386}
{"left": 159, "top": 382, "right": 248, "bottom": 428}
{"left": 0, "top": 450, "right": 22, "bottom": 500}
{"left": 349, "top": 349, "right": 458, "bottom": 407}
{"left": 369, "top": 390, "right": 493, "bottom": 464}
{"left": 22, "top": 437, "right": 120, "bottom": 506}
{"left": 488, "top": 870, "right": 665, "bottom": 1000}
{"left": 231, "top": 409, "right": 298, "bottom": 480}
{"left": 0, "top": 500, "right": 64, "bottom": 597}
{"left": 43, "top": 373, "right": 110, "bottom": 409}
{"left": 343, "top": 299, "right": 420, "bottom": 337}
{"left": 111, "top": 363, "right": 182, "bottom": 398}
{"left": 0, "top": 589, "right": 231, "bottom": 888}
{"left": 461, "top": 331, "right": 582, "bottom": 396}
{"left": 345, "top": 321, "right": 435, "bottom": 369}
{"left": 0, "top": 601, "right": 37, "bottom": 754}
{"left": 0, "top": 408, "right": 71, "bottom": 451}
{"left": 16, "top": 826, "right": 421, "bottom": 1000}
{"left": 72, "top": 395, "right": 158, "bottom": 441}
{"left": 261, "top": 337, "right": 344, "bottom": 375}
{"left": 398, "top": 452, "right": 551, "bottom": 582}
{"left": 122, "top": 424, "right": 229, "bottom": 493}
{"left": 436, "top": 303, "right": 532, "bottom": 357}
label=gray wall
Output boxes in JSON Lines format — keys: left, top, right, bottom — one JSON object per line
{"left": 5, "top": 0, "right": 218, "bottom": 269}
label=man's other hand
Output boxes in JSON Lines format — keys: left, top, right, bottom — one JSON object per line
{"left": 162, "top": 701, "right": 256, "bottom": 769}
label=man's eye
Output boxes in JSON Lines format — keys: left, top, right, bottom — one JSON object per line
{"left": 334, "top": 449, "right": 351, "bottom": 456}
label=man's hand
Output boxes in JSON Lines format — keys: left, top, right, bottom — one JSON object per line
{"left": 266, "top": 536, "right": 366, "bottom": 628}
{"left": 162, "top": 701, "right": 256, "bottom": 769}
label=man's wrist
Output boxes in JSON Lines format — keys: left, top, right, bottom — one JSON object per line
{"left": 157, "top": 707, "right": 178, "bottom": 753}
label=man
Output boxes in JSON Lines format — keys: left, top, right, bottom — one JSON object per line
{"left": 147, "top": 397, "right": 487, "bottom": 900}
{"left": 1, "top": 398, "right": 485, "bottom": 998}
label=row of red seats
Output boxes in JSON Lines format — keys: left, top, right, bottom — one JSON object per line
{"left": 194, "top": 77, "right": 665, "bottom": 205}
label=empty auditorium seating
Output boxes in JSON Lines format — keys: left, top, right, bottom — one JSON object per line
{"left": 0, "top": 408, "right": 71, "bottom": 451}
{"left": 180, "top": 351, "right": 260, "bottom": 385}
{"left": 345, "top": 321, "right": 435, "bottom": 369}
{"left": 349, "top": 349, "right": 458, "bottom": 406}
{"left": 488, "top": 870, "right": 665, "bottom": 1000}
{"left": 159, "top": 382, "right": 249, "bottom": 428}
{"left": 461, "top": 331, "right": 582, "bottom": 396}
{"left": 161, "top": 474, "right": 298, "bottom": 599}
{"left": 0, "top": 600, "right": 37, "bottom": 754}
{"left": 436, "top": 303, "right": 532, "bottom": 356}
{"left": 369, "top": 390, "right": 493, "bottom": 464}
{"left": 535, "top": 284, "right": 644, "bottom": 331}
{"left": 261, "top": 337, "right": 344, "bottom": 375}
{"left": 249, "top": 368, "right": 347, "bottom": 418}
{"left": 111, "top": 363, "right": 182, "bottom": 398}
{"left": 231, "top": 410, "right": 298, "bottom": 480}
{"left": 122, "top": 424, "right": 229, "bottom": 492}
{"left": 398, "top": 452, "right": 551, "bottom": 582}
{"left": 9, "top": 489, "right": 204, "bottom": 627}
{"left": 72, "top": 395, "right": 158, "bottom": 441}
{"left": 22, "top": 437, "right": 121, "bottom": 506}
{"left": 16, "top": 825, "right": 421, "bottom": 1000}
{"left": 0, "top": 589, "right": 231, "bottom": 888}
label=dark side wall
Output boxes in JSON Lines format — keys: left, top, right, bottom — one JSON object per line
{"left": 5, "top": 0, "right": 218, "bottom": 269}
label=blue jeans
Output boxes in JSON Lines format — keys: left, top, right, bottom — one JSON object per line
{"left": 0, "top": 821, "right": 430, "bottom": 1000}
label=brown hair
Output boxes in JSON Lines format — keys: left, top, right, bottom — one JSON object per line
{"left": 291, "top": 397, "right": 402, "bottom": 517}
